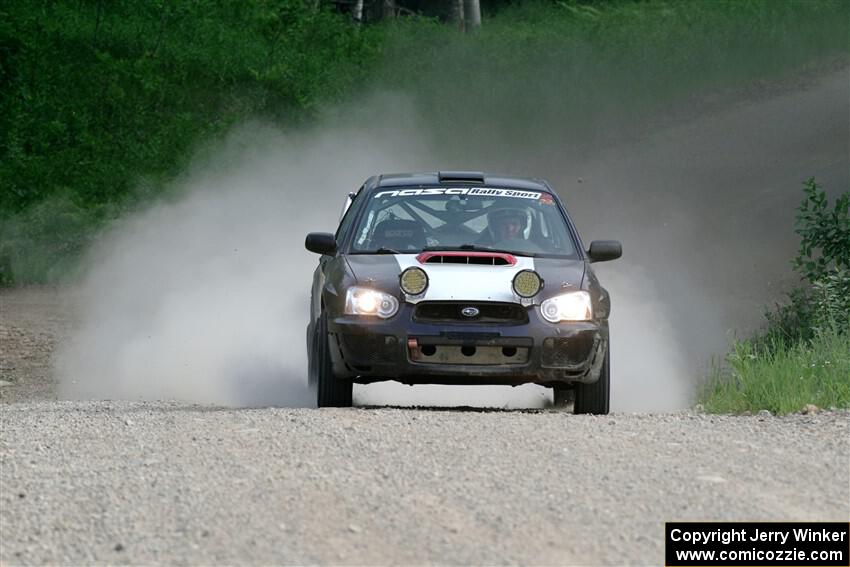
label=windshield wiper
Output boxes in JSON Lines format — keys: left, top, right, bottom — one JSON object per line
{"left": 374, "top": 247, "right": 401, "bottom": 254}
{"left": 423, "top": 244, "right": 503, "bottom": 252}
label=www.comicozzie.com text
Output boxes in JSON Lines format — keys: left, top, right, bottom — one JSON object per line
{"left": 670, "top": 527, "right": 848, "bottom": 546}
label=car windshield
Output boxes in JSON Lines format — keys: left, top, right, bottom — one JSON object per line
{"left": 349, "top": 188, "right": 578, "bottom": 258}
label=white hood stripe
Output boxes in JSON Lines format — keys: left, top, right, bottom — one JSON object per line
{"left": 394, "top": 254, "right": 534, "bottom": 304}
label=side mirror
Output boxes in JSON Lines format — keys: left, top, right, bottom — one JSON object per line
{"left": 587, "top": 240, "right": 622, "bottom": 263}
{"left": 305, "top": 232, "right": 337, "bottom": 255}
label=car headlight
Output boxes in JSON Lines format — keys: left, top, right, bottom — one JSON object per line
{"left": 344, "top": 287, "right": 399, "bottom": 319}
{"left": 540, "top": 291, "right": 593, "bottom": 322}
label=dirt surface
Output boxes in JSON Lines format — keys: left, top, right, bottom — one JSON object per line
{"left": 0, "top": 287, "right": 70, "bottom": 404}
{"left": 0, "top": 400, "right": 846, "bottom": 565}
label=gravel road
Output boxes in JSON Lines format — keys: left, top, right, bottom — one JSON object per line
{"left": 2, "top": 402, "right": 848, "bottom": 565}
{"left": 0, "top": 288, "right": 69, "bottom": 404}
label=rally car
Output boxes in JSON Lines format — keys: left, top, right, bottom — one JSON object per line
{"left": 305, "top": 171, "right": 621, "bottom": 413}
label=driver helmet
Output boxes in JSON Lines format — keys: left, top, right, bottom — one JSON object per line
{"left": 487, "top": 205, "right": 528, "bottom": 241}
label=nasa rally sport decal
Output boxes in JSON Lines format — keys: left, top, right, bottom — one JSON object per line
{"left": 373, "top": 187, "right": 541, "bottom": 199}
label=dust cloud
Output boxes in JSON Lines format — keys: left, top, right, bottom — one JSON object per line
{"left": 57, "top": 65, "right": 849, "bottom": 410}
{"left": 56, "top": 113, "right": 428, "bottom": 407}
{"left": 56, "top": 104, "right": 552, "bottom": 408}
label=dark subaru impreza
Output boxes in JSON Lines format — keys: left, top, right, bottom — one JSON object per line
{"left": 305, "top": 171, "right": 621, "bottom": 412}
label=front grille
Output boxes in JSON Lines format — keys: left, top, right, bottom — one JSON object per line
{"left": 413, "top": 302, "right": 528, "bottom": 325}
{"left": 542, "top": 335, "right": 595, "bottom": 367}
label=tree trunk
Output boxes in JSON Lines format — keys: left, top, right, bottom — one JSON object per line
{"left": 352, "top": 0, "right": 364, "bottom": 23}
{"left": 149, "top": 1, "right": 169, "bottom": 58}
{"left": 452, "top": 0, "right": 465, "bottom": 31}
{"left": 464, "top": 0, "right": 481, "bottom": 29}
{"left": 382, "top": 0, "right": 396, "bottom": 20}
{"left": 92, "top": 0, "right": 103, "bottom": 46}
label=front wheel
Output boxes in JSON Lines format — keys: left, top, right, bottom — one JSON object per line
{"left": 315, "top": 313, "right": 352, "bottom": 408}
{"left": 574, "top": 341, "right": 610, "bottom": 415}
{"left": 552, "top": 386, "right": 574, "bottom": 408}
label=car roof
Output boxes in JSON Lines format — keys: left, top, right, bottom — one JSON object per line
{"left": 367, "top": 171, "right": 553, "bottom": 193}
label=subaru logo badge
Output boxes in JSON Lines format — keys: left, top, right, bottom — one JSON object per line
{"left": 461, "top": 306, "right": 480, "bottom": 318}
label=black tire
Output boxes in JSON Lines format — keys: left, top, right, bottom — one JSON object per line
{"left": 552, "top": 385, "right": 574, "bottom": 408}
{"left": 307, "top": 325, "right": 318, "bottom": 390}
{"left": 316, "top": 313, "right": 353, "bottom": 408}
{"left": 574, "top": 341, "right": 610, "bottom": 415}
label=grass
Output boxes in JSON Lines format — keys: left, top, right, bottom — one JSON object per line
{"left": 700, "top": 328, "right": 850, "bottom": 415}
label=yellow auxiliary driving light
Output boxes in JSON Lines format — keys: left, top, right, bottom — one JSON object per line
{"left": 513, "top": 270, "right": 543, "bottom": 298}
{"left": 400, "top": 267, "right": 429, "bottom": 295}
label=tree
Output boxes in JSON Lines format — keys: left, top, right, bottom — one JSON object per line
{"left": 452, "top": 0, "right": 464, "bottom": 30}
{"left": 464, "top": 0, "right": 481, "bottom": 28}
{"left": 328, "top": 0, "right": 479, "bottom": 28}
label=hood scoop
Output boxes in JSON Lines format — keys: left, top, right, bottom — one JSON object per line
{"left": 416, "top": 251, "right": 517, "bottom": 266}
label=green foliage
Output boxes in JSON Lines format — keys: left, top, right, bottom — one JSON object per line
{"left": 755, "top": 179, "right": 850, "bottom": 346}
{"left": 758, "top": 287, "right": 818, "bottom": 348}
{"left": 756, "top": 267, "right": 850, "bottom": 350}
{"left": 0, "top": 0, "right": 379, "bottom": 284}
{"left": 794, "top": 177, "right": 850, "bottom": 283}
{"left": 701, "top": 179, "right": 850, "bottom": 414}
{"left": 1, "top": 0, "right": 375, "bottom": 211}
{"left": 0, "top": 195, "right": 103, "bottom": 285}
{"left": 700, "top": 327, "right": 850, "bottom": 415}
{"left": 811, "top": 268, "right": 850, "bottom": 333}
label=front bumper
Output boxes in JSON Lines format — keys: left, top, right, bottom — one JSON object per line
{"left": 326, "top": 304, "right": 607, "bottom": 386}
